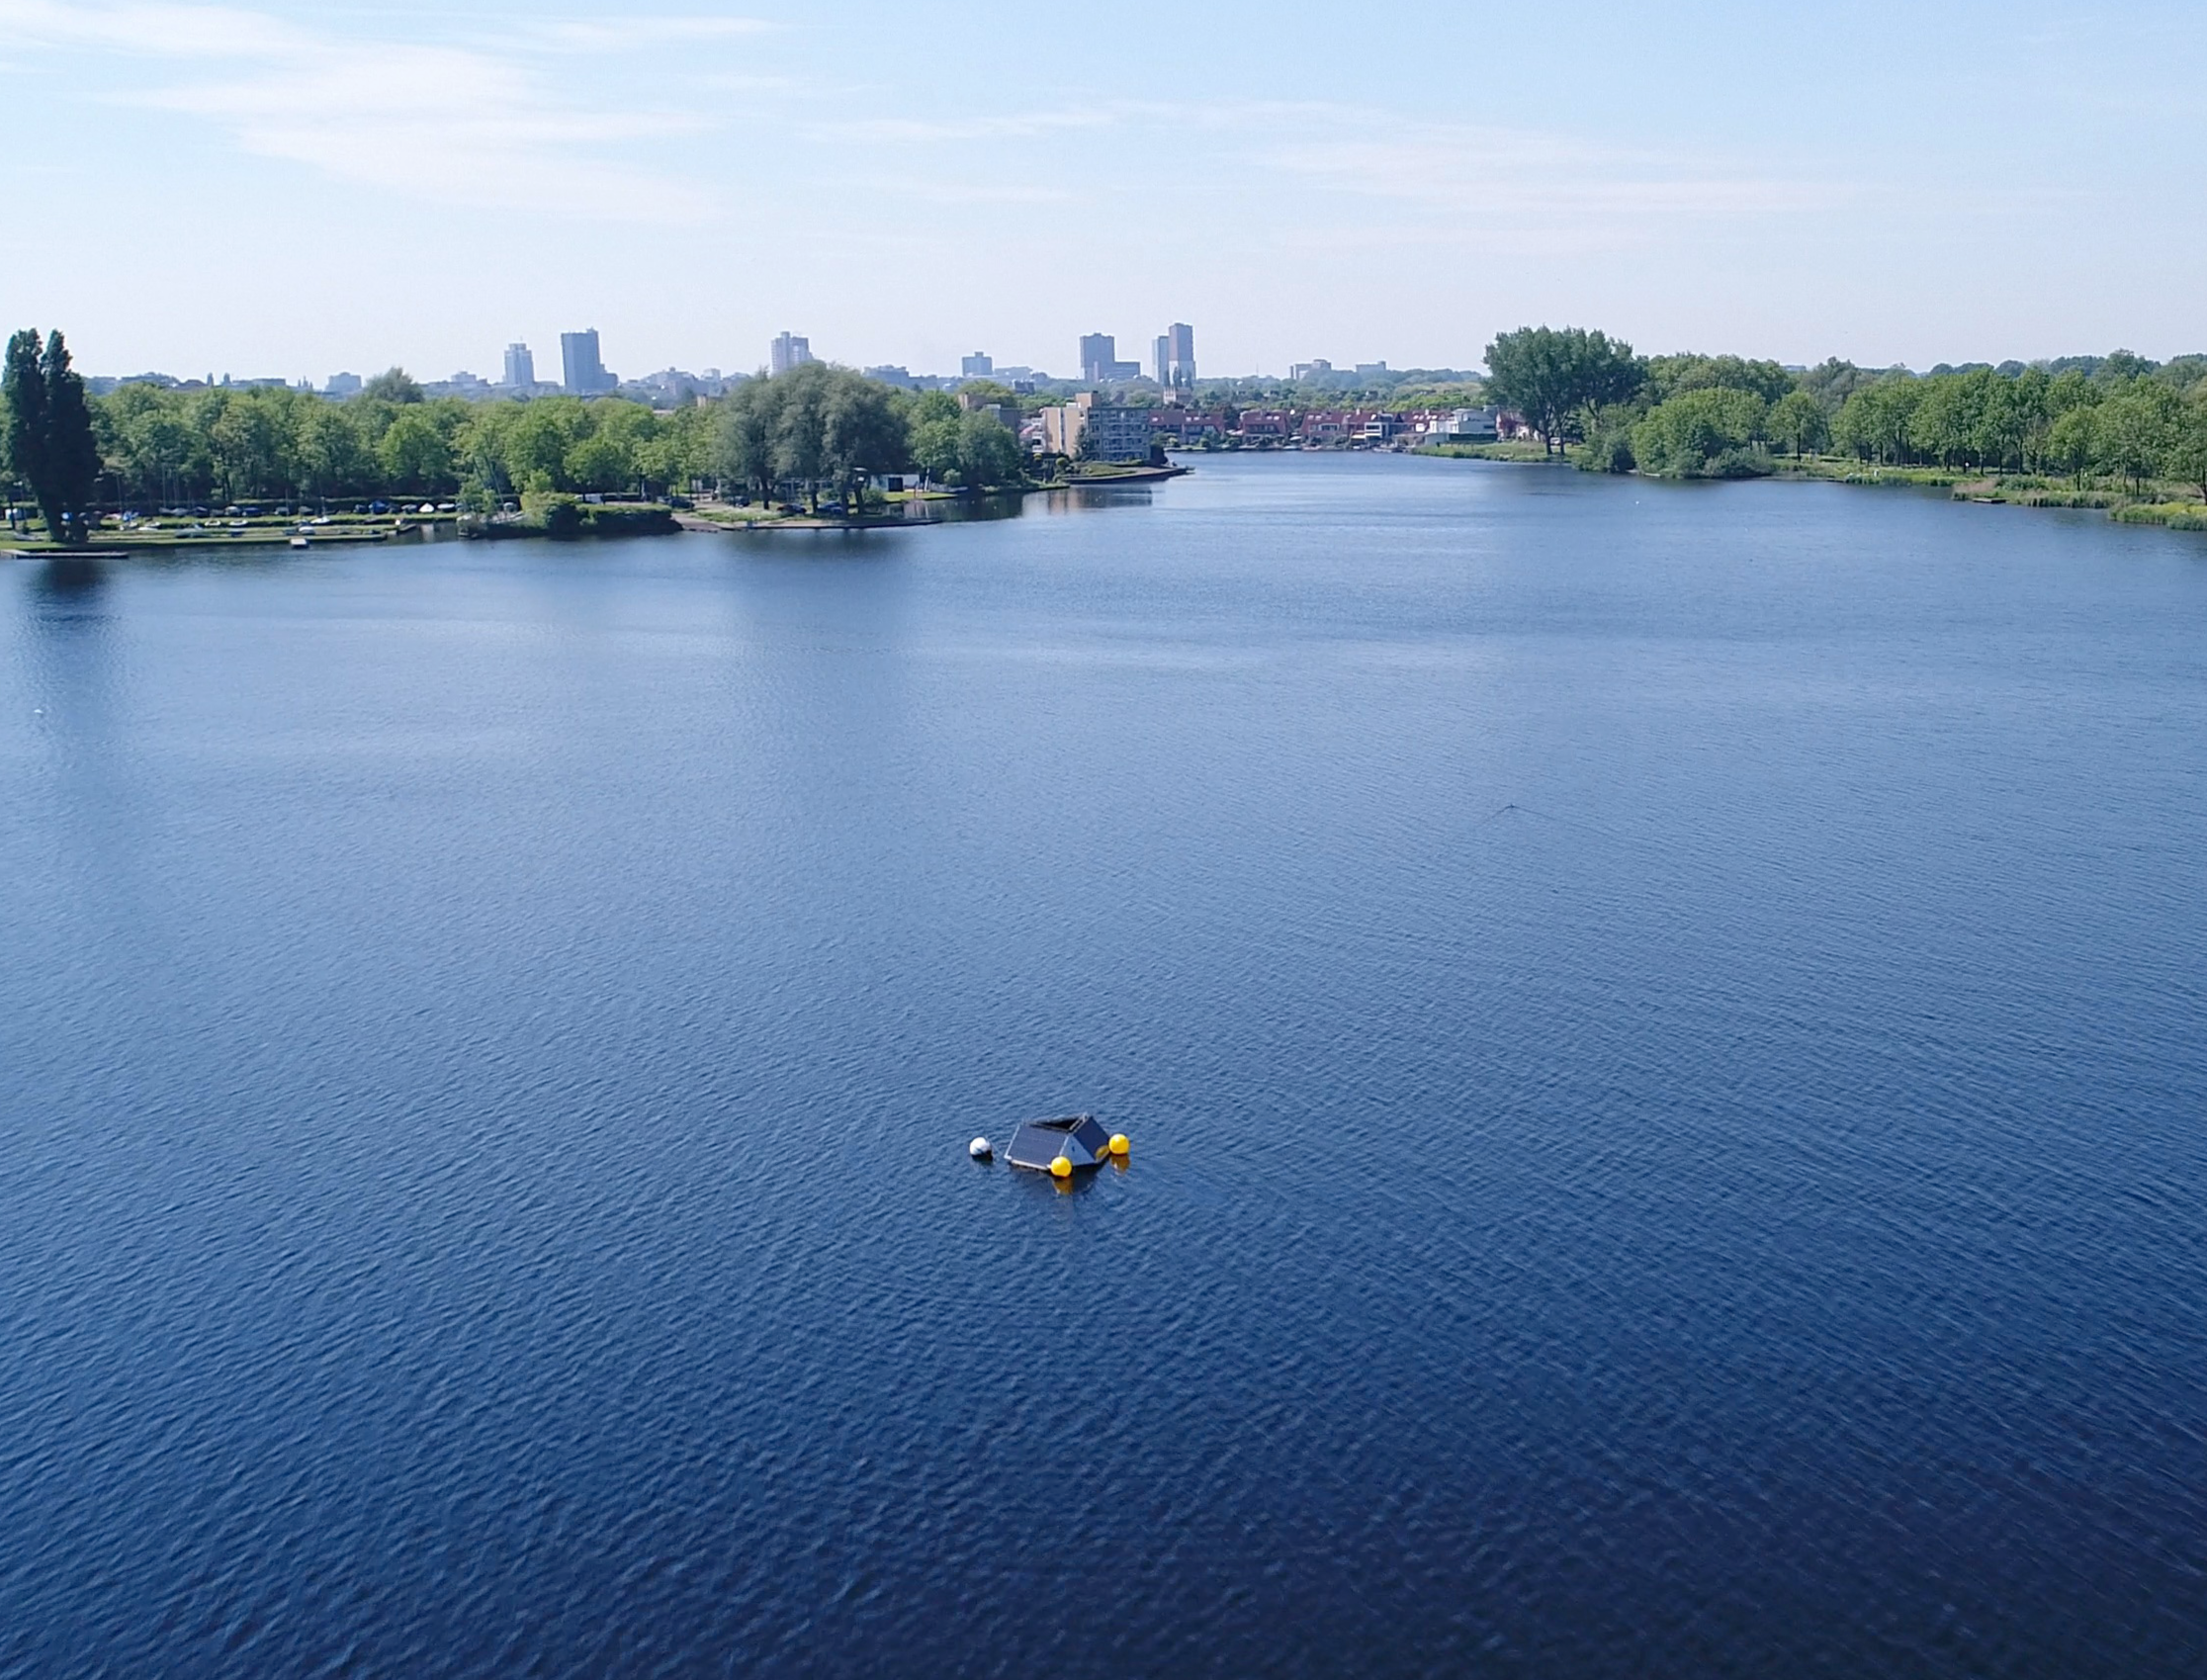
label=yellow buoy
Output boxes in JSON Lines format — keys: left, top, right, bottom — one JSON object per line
{"left": 1050, "top": 1155, "right": 1073, "bottom": 1180}
{"left": 1109, "top": 1133, "right": 1130, "bottom": 1157}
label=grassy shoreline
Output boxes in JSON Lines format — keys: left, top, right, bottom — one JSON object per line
{"left": 1416, "top": 445, "right": 2207, "bottom": 534}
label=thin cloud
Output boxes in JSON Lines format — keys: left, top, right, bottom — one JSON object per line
{"left": 532, "top": 16, "right": 774, "bottom": 52}
{"left": 817, "top": 110, "right": 1116, "bottom": 143}
{"left": 0, "top": 0, "right": 724, "bottom": 220}
{"left": 1273, "top": 131, "right": 1845, "bottom": 220}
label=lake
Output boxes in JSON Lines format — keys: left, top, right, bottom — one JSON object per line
{"left": 2, "top": 454, "right": 2203, "bottom": 1677}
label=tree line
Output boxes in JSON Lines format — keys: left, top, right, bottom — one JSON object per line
{"left": 1, "top": 334, "right": 1031, "bottom": 542}
{"left": 1482, "top": 326, "right": 2207, "bottom": 495}
{"left": 707, "top": 365, "right": 1022, "bottom": 512}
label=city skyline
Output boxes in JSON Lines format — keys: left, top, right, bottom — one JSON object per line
{"left": 2, "top": 3, "right": 2201, "bottom": 381}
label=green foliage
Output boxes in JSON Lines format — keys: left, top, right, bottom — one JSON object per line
{"left": 2046, "top": 405, "right": 2100, "bottom": 485}
{"left": 1646, "top": 354, "right": 1793, "bottom": 405}
{"left": 715, "top": 365, "right": 931, "bottom": 509}
{"left": 1570, "top": 404, "right": 1639, "bottom": 474}
{"left": 2168, "top": 397, "right": 2207, "bottom": 500}
{"left": 377, "top": 406, "right": 456, "bottom": 493}
{"left": 1766, "top": 390, "right": 1828, "bottom": 458}
{"left": 1631, "top": 389, "right": 1770, "bottom": 478}
{"left": 1833, "top": 378, "right": 1923, "bottom": 466}
{"left": 1482, "top": 326, "right": 1643, "bottom": 454}
{"left": 362, "top": 368, "right": 424, "bottom": 404}
{"left": 77, "top": 382, "right": 702, "bottom": 509}
{"left": 953, "top": 412, "right": 1023, "bottom": 487}
{"left": 4, "top": 328, "right": 103, "bottom": 544}
{"left": 521, "top": 488, "right": 582, "bottom": 536}
{"left": 2095, "top": 382, "right": 2182, "bottom": 494}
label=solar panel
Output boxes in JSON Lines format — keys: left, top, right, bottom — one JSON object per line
{"left": 1005, "top": 1122, "right": 1068, "bottom": 1169}
{"left": 1003, "top": 1115, "right": 1110, "bottom": 1171}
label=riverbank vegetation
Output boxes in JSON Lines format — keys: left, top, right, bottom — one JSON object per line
{"left": 1, "top": 337, "right": 1031, "bottom": 542}
{"left": 1479, "top": 326, "right": 2207, "bottom": 520}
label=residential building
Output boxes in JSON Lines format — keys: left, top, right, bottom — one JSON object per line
{"left": 324, "top": 372, "right": 363, "bottom": 398}
{"left": 502, "top": 342, "right": 535, "bottom": 388}
{"left": 1149, "top": 408, "right": 1226, "bottom": 444}
{"left": 1430, "top": 406, "right": 1500, "bottom": 441}
{"left": 961, "top": 352, "right": 993, "bottom": 378}
{"left": 1040, "top": 392, "right": 1152, "bottom": 462}
{"left": 864, "top": 365, "right": 916, "bottom": 387}
{"left": 561, "top": 329, "right": 617, "bottom": 395}
{"left": 770, "top": 332, "right": 815, "bottom": 376}
{"left": 1166, "top": 322, "right": 1195, "bottom": 390}
{"left": 1354, "top": 362, "right": 1389, "bottom": 380}
{"left": 1300, "top": 410, "right": 1354, "bottom": 445}
{"left": 1287, "top": 359, "right": 1333, "bottom": 383}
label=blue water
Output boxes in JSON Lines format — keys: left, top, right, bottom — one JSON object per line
{"left": 3, "top": 455, "right": 2204, "bottom": 1677}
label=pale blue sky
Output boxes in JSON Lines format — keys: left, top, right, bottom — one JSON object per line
{"left": 2, "top": 0, "right": 2199, "bottom": 382}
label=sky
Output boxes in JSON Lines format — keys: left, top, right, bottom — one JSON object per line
{"left": 1, "top": 0, "right": 2201, "bottom": 383}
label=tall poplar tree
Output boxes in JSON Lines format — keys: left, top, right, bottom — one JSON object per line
{"left": 3, "top": 328, "right": 103, "bottom": 545}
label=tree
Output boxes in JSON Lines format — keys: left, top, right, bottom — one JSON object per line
{"left": 2096, "top": 382, "right": 2179, "bottom": 494}
{"left": 714, "top": 375, "right": 782, "bottom": 502}
{"left": 378, "top": 406, "right": 456, "bottom": 493}
{"left": 1646, "top": 354, "right": 1793, "bottom": 405}
{"left": 362, "top": 368, "right": 424, "bottom": 404}
{"left": 2046, "top": 405, "right": 2099, "bottom": 486}
{"left": 820, "top": 370, "right": 908, "bottom": 509}
{"left": 1482, "top": 326, "right": 1643, "bottom": 455}
{"left": 2168, "top": 396, "right": 2207, "bottom": 502}
{"left": 4, "top": 330, "right": 53, "bottom": 520}
{"left": 771, "top": 363, "right": 832, "bottom": 511}
{"left": 1766, "top": 390, "right": 1828, "bottom": 459}
{"left": 955, "top": 411, "right": 1023, "bottom": 488}
{"left": 1630, "top": 389, "right": 1768, "bottom": 478}
{"left": 1833, "top": 377, "right": 1921, "bottom": 465}
{"left": 3, "top": 328, "right": 103, "bottom": 545}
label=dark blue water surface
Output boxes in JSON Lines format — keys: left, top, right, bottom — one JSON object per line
{"left": 4, "top": 455, "right": 2205, "bottom": 1677}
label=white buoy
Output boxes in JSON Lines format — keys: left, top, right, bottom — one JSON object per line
{"left": 968, "top": 1136, "right": 993, "bottom": 1161}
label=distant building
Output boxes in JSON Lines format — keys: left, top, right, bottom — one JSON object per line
{"left": 325, "top": 372, "right": 363, "bottom": 398}
{"left": 627, "top": 367, "right": 731, "bottom": 406}
{"left": 1354, "top": 362, "right": 1388, "bottom": 380}
{"left": 1080, "top": 333, "right": 1116, "bottom": 384}
{"left": 864, "top": 365, "right": 916, "bottom": 387}
{"left": 1153, "top": 335, "right": 1171, "bottom": 387}
{"left": 426, "top": 371, "right": 494, "bottom": 399}
{"left": 961, "top": 352, "right": 993, "bottom": 378}
{"left": 958, "top": 392, "right": 1021, "bottom": 432}
{"left": 561, "top": 330, "right": 617, "bottom": 395}
{"left": 1166, "top": 322, "right": 1195, "bottom": 391}
{"left": 1287, "top": 360, "right": 1332, "bottom": 383}
{"left": 502, "top": 343, "right": 535, "bottom": 388}
{"left": 770, "top": 332, "right": 815, "bottom": 376}
{"left": 1040, "top": 392, "right": 1151, "bottom": 462}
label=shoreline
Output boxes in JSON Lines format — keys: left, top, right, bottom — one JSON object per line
{"left": 1413, "top": 446, "right": 2207, "bottom": 534}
